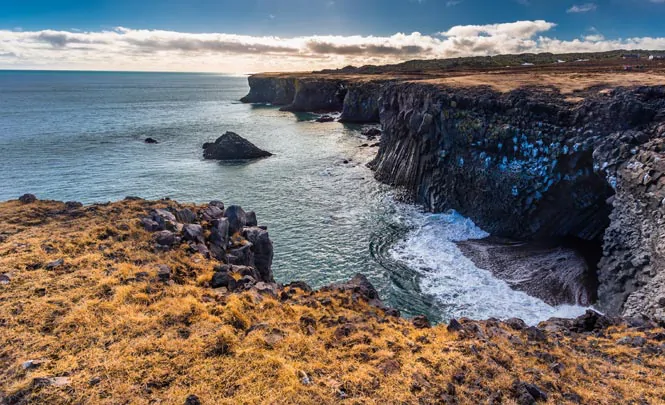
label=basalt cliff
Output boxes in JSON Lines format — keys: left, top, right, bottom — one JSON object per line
{"left": 241, "top": 66, "right": 665, "bottom": 321}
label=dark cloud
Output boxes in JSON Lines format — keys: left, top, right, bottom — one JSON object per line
{"left": 123, "top": 38, "right": 299, "bottom": 54}
{"left": 306, "top": 41, "right": 428, "bottom": 56}
{"left": 33, "top": 32, "right": 108, "bottom": 48}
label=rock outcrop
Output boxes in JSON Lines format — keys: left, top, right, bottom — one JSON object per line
{"left": 141, "top": 201, "right": 275, "bottom": 284}
{"left": 203, "top": 131, "right": 272, "bottom": 160}
{"left": 242, "top": 73, "right": 665, "bottom": 319}
{"left": 595, "top": 132, "right": 665, "bottom": 319}
{"left": 369, "top": 82, "right": 665, "bottom": 318}
{"left": 240, "top": 75, "right": 296, "bottom": 105}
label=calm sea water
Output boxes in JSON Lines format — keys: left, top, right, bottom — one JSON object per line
{"left": 0, "top": 71, "right": 586, "bottom": 324}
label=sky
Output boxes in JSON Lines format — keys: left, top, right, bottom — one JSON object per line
{"left": 1, "top": 0, "right": 665, "bottom": 73}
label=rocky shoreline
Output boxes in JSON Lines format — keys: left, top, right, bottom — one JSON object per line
{"left": 1, "top": 196, "right": 665, "bottom": 403}
{"left": 241, "top": 70, "right": 665, "bottom": 321}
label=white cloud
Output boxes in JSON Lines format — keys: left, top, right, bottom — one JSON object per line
{"left": 567, "top": 3, "right": 598, "bottom": 13}
{"left": 1, "top": 22, "right": 664, "bottom": 73}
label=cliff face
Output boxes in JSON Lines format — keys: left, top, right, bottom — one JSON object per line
{"left": 339, "top": 81, "right": 383, "bottom": 123}
{"left": 240, "top": 75, "right": 296, "bottom": 105}
{"left": 595, "top": 131, "right": 665, "bottom": 318}
{"left": 242, "top": 74, "right": 665, "bottom": 318}
{"left": 370, "top": 82, "right": 665, "bottom": 317}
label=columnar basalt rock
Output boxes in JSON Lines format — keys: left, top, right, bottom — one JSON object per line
{"left": 242, "top": 73, "right": 665, "bottom": 318}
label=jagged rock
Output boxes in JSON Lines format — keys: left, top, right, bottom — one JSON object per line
{"left": 45, "top": 258, "right": 64, "bottom": 270}
{"left": 153, "top": 208, "right": 177, "bottom": 223}
{"left": 243, "top": 227, "right": 274, "bottom": 282}
{"left": 315, "top": 115, "right": 335, "bottom": 123}
{"left": 617, "top": 336, "right": 647, "bottom": 347}
{"left": 155, "top": 230, "right": 176, "bottom": 248}
{"left": 157, "top": 265, "right": 171, "bottom": 282}
{"left": 209, "top": 200, "right": 225, "bottom": 210}
{"left": 513, "top": 380, "right": 548, "bottom": 404}
{"left": 235, "top": 275, "right": 257, "bottom": 291}
{"left": 203, "top": 132, "right": 272, "bottom": 160}
{"left": 141, "top": 217, "right": 161, "bottom": 232}
{"left": 18, "top": 194, "right": 37, "bottom": 204}
{"left": 252, "top": 282, "right": 278, "bottom": 297}
{"left": 571, "top": 310, "right": 615, "bottom": 333}
{"left": 224, "top": 205, "right": 247, "bottom": 235}
{"left": 412, "top": 315, "right": 431, "bottom": 329}
{"left": 229, "top": 244, "right": 254, "bottom": 268}
{"left": 327, "top": 274, "right": 379, "bottom": 301}
{"left": 525, "top": 326, "right": 547, "bottom": 341}
{"left": 144, "top": 137, "right": 159, "bottom": 144}
{"left": 285, "top": 281, "right": 313, "bottom": 293}
{"left": 210, "top": 218, "right": 229, "bottom": 247}
{"left": 211, "top": 271, "right": 236, "bottom": 290}
{"left": 184, "top": 395, "right": 201, "bottom": 405}
{"left": 65, "top": 201, "right": 83, "bottom": 209}
{"left": 182, "top": 224, "right": 204, "bottom": 244}
{"left": 505, "top": 318, "right": 528, "bottom": 330}
{"left": 245, "top": 211, "right": 258, "bottom": 227}
{"left": 176, "top": 208, "right": 197, "bottom": 224}
{"left": 202, "top": 205, "right": 224, "bottom": 222}
{"left": 447, "top": 318, "right": 463, "bottom": 332}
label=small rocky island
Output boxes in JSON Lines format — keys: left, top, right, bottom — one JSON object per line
{"left": 202, "top": 131, "right": 272, "bottom": 160}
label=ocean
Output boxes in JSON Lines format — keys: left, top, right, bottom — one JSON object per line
{"left": 0, "top": 70, "right": 587, "bottom": 324}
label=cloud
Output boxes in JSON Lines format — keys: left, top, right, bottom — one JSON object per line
{"left": 567, "top": 3, "right": 598, "bottom": 13}
{"left": 1, "top": 22, "right": 665, "bottom": 73}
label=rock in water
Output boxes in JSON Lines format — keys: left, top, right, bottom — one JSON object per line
{"left": 144, "top": 138, "right": 159, "bottom": 144}
{"left": 203, "top": 132, "right": 272, "bottom": 160}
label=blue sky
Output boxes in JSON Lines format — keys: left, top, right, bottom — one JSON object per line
{"left": 2, "top": 0, "right": 665, "bottom": 38}
{"left": 1, "top": 0, "right": 664, "bottom": 72}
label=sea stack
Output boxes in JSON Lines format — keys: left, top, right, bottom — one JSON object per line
{"left": 203, "top": 131, "right": 272, "bottom": 160}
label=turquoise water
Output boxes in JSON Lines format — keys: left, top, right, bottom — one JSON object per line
{"left": 0, "top": 71, "right": 587, "bottom": 323}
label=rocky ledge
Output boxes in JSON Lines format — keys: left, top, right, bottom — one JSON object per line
{"left": 1, "top": 197, "right": 665, "bottom": 404}
{"left": 241, "top": 69, "right": 665, "bottom": 321}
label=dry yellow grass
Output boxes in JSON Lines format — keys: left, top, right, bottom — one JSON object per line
{"left": 1, "top": 198, "right": 664, "bottom": 404}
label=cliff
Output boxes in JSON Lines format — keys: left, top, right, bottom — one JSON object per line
{"left": 1, "top": 198, "right": 665, "bottom": 404}
{"left": 241, "top": 69, "right": 665, "bottom": 320}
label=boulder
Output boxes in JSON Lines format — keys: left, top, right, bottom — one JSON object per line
{"left": 315, "top": 115, "right": 335, "bottom": 123}
{"left": 224, "top": 205, "right": 247, "bottom": 235}
{"left": 157, "top": 265, "right": 171, "bottom": 282}
{"left": 243, "top": 227, "right": 274, "bottom": 282}
{"left": 154, "top": 230, "right": 177, "bottom": 248}
{"left": 182, "top": 224, "right": 204, "bottom": 244}
{"left": 144, "top": 138, "right": 159, "bottom": 144}
{"left": 211, "top": 270, "right": 236, "bottom": 290}
{"left": 229, "top": 244, "right": 254, "bottom": 268}
{"left": 153, "top": 209, "right": 176, "bottom": 223}
{"left": 175, "top": 208, "right": 197, "bottom": 224}
{"left": 18, "top": 194, "right": 37, "bottom": 204}
{"left": 246, "top": 211, "right": 258, "bottom": 227}
{"left": 412, "top": 316, "right": 431, "bottom": 329}
{"left": 209, "top": 218, "right": 230, "bottom": 248}
{"left": 202, "top": 205, "right": 224, "bottom": 222}
{"left": 203, "top": 132, "right": 272, "bottom": 160}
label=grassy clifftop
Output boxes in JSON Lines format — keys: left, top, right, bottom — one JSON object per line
{"left": 1, "top": 198, "right": 664, "bottom": 404}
